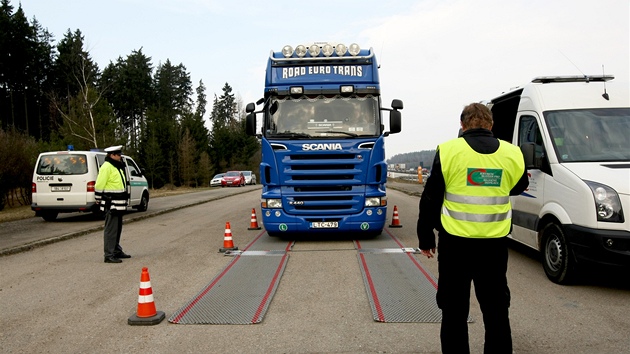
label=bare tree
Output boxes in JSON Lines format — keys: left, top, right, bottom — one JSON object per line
{"left": 50, "top": 56, "right": 112, "bottom": 149}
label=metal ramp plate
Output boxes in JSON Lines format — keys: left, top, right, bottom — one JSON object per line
{"left": 356, "top": 231, "right": 472, "bottom": 323}
{"left": 169, "top": 233, "right": 293, "bottom": 324}
{"left": 358, "top": 249, "right": 441, "bottom": 322}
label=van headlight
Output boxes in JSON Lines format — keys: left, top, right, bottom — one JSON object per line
{"left": 585, "top": 180, "right": 624, "bottom": 222}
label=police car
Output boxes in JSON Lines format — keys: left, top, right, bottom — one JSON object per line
{"left": 31, "top": 150, "right": 150, "bottom": 221}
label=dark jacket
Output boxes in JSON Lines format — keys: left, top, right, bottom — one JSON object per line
{"left": 416, "top": 128, "right": 529, "bottom": 250}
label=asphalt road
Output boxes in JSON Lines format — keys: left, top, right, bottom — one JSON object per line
{"left": 1, "top": 181, "right": 629, "bottom": 353}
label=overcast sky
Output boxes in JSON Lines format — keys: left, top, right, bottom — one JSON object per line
{"left": 21, "top": 0, "right": 630, "bottom": 158}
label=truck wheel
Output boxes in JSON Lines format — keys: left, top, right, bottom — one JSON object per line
{"left": 137, "top": 192, "right": 149, "bottom": 212}
{"left": 541, "top": 222, "right": 575, "bottom": 284}
{"left": 41, "top": 211, "right": 58, "bottom": 222}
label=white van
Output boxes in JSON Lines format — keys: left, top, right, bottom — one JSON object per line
{"left": 487, "top": 75, "right": 630, "bottom": 284}
{"left": 31, "top": 150, "right": 150, "bottom": 221}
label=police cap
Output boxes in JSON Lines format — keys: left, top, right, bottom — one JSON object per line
{"left": 104, "top": 145, "right": 123, "bottom": 155}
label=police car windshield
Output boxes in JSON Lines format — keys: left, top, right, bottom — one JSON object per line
{"left": 545, "top": 108, "right": 630, "bottom": 162}
{"left": 266, "top": 94, "right": 379, "bottom": 139}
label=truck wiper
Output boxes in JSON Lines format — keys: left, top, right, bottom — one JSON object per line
{"left": 271, "top": 132, "right": 312, "bottom": 138}
{"left": 316, "top": 130, "right": 359, "bottom": 137}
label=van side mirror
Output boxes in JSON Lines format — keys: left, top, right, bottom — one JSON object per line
{"left": 520, "top": 143, "right": 536, "bottom": 169}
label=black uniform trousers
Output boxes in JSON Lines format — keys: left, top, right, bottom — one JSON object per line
{"left": 436, "top": 233, "right": 512, "bottom": 354}
{"left": 103, "top": 208, "right": 124, "bottom": 258}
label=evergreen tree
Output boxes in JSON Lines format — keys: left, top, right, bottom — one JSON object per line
{"left": 0, "top": 1, "right": 55, "bottom": 141}
{"left": 178, "top": 128, "right": 195, "bottom": 187}
{"left": 101, "top": 48, "right": 153, "bottom": 155}
{"left": 208, "top": 83, "right": 260, "bottom": 172}
{"left": 149, "top": 60, "right": 193, "bottom": 185}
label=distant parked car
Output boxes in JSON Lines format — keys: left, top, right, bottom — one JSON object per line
{"left": 221, "top": 171, "right": 245, "bottom": 187}
{"left": 242, "top": 171, "right": 256, "bottom": 185}
{"left": 210, "top": 173, "right": 225, "bottom": 187}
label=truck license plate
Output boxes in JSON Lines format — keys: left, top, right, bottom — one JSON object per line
{"left": 310, "top": 221, "right": 338, "bottom": 229}
{"left": 51, "top": 186, "right": 71, "bottom": 192}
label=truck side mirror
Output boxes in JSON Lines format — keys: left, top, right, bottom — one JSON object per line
{"left": 391, "top": 99, "right": 403, "bottom": 110}
{"left": 389, "top": 109, "right": 401, "bottom": 134}
{"left": 520, "top": 143, "right": 536, "bottom": 169}
{"left": 246, "top": 112, "right": 256, "bottom": 136}
{"left": 246, "top": 102, "right": 256, "bottom": 113}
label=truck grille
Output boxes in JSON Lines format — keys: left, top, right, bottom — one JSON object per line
{"left": 281, "top": 151, "right": 368, "bottom": 215}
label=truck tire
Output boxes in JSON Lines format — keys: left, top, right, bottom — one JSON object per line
{"left": 541, "top": 222, "right": 575, "bottom": 284}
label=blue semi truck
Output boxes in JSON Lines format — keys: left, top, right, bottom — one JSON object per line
{"left": 245, "top": 42, "right": 402, "bottom": 236}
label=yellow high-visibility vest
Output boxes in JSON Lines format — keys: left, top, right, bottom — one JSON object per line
{"left": 439, "top": 138, "right": 524, "bottom": 238}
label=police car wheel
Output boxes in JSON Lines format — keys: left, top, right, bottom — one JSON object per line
{"left": 137, "top": 193, "right": 149, "bottom": 212}
{"left": 541, "top": 222, "right": 575, "bottom": 285}
{"left": 41, "top": 211, "right": 58, "bottom": 222}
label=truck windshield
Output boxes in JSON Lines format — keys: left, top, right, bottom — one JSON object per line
{"left": 545, "top": 108, "right": 630, "bottom": 162}
{"left": 265, "top": 94, "right": 380, "bottom": 138}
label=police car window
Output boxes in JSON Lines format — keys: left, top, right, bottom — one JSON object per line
{"left": 125, "top": 158, "right": 140, "bottom": 176}
{"left": 37, "top": 154, "right": 88, "bottom": 175}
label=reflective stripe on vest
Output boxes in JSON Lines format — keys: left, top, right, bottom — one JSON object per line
{"left": 439, "top": 137, "right": 524, "bottom": 238}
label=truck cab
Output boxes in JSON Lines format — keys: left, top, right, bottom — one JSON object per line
{"left": 246, "top": 42, "right": 402, "bottom": 237}
{"left": 488, "top": 75, "right": 630, "bottom": 283}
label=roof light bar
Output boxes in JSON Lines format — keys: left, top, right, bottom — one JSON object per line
{"left": 271, "top": 42, "right": 372, "bottom": 61}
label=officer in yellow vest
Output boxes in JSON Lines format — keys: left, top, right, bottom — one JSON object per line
{"left": 417, "top": 103, "right": 528, "bottom": 353}
{"left": 96, "top": 145, "right": 131, "bottom": 263}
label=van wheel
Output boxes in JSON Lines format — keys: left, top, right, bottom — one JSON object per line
{"left": 137, "top": 192, "right": 149, "bottom": 212}
{"left": 541, "top": 222, "right": 575, "bottom": 284}
{"left": 41, "top": 211, "right": 58, "bottom": 222}
{"left": 93, "top": 209, "right": 106, "bottom": 220}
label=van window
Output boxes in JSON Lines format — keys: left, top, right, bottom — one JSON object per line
{"left": 36, "top": 154, "right": 88, "bottom": 175}
{"left": 545, "top": 108, "right": 630, "bottom": 162}
{"left": 519, "top": 115, "right": 550, "bottom": 174}
{"left": 125, "top": 158, "right": 141, "bottom": 177}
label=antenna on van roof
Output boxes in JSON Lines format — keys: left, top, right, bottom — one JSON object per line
{"left": 558, "top": 50, "right": 586, "bottom": 78}
{"left": 601, "top": 65, "right": 610, "bottom": 100}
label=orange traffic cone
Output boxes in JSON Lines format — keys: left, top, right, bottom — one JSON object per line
{"left": 219, "top": 221, "right": 239, "bottom": 252}
{"left": 128, "top": 267, "right": 165, "bottom": 325}
{"left": 389, "top": 205, "right": 403, "bottom": 228}
{"left": 248, "top": 208, "right": 262, "bottom": 230}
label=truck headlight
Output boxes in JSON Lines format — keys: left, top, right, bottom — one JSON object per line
{"left": 585, "top": 180, "right": 624, "bottom": 222}
{"left": 264, "top": 199, "right": 283, "bottom": 209}
{"left": 365, "top": 197, "right": 386, "bottom": 207}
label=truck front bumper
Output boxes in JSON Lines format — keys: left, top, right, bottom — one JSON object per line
{"left": 261, "top": 206, "right": 388, "bottom": 235}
